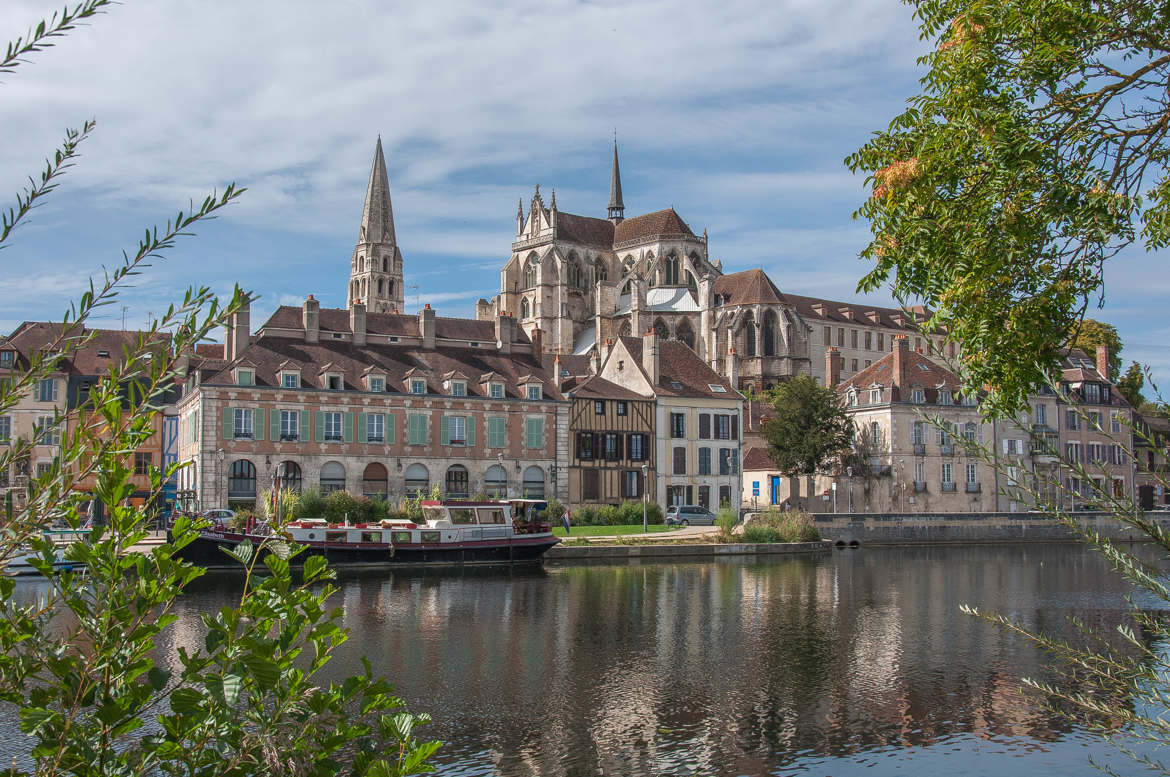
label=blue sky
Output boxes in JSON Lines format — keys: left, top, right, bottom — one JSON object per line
{"left": 1, "top": 0, "right": 1165, "bottom": 390}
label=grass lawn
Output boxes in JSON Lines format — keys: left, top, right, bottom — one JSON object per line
{"left": 553, "top": 524, "right": 674, "bottom": 537}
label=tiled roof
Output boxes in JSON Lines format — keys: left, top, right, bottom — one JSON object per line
{"left": 743, "top": 446, "right": 777, "bottom": 471}
{"left": 616, "top": 336, "right": 739, "bottom": 400}
{"left": 837, "top": 346, "right": 961, "bottom": 404}
{"left": 258, "top": 305, "right": 529, "bottom": 345}
{"left": 568, "top": 375, "right": 649, "bottom": 401}
{"left": 554, "top": 212, "right": 615, "bottom": 250}
{"left": 614, "top": 208, "right": 695, "bottom": 245}
{"left": 714, "top": 269, "right": 785, "bottom": 306}
{"left": 2, "top": 322, "right": 168, "bottom": 375}
{"left": 782, "top": 293, "right": 932, "bottom": 331}
{"left": 204, "top": 336, "right": 562, "bottom": 400}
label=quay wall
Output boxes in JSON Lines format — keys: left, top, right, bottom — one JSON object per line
{"left": 808, "top": 511, "right": 1170, "bottom": 545}
{"left": 546, "top": 540, "right": 829, "bottom": 562}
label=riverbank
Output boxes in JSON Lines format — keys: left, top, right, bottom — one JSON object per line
{"left": 546, "top": 539, "right": 830, "bottom": 561}
{"left": 812, "top": 510, "right": 1170, "bottom": 545}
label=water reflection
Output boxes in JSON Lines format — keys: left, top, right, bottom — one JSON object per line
{"left": 1, "top": 545, "right": 1160, "bottom": 776}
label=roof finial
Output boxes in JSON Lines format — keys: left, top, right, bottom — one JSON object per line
{"left": 550, "top": 188, "right": 556, "bottom": 209}
{"left": 608, "top": 136, "right": 625, "bottom": 224}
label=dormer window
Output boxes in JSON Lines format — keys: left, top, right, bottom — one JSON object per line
{"left": 847, "top": 389, "right": 857, "bottom": 407}
{"left": 450, "top": 381, "right": 467, "bottom": 397}
{"left": 235, "top": 369, "right": 255, "bottom": 387}
{"left": 963, "top": 393, "right": 977, "bottom": 407}
{"left": 411, "top": 379, "right": 426, "bottom": 395}
{"left": 869, "top": 388, "right": 881, "bottom": 404}
{"left": 911, "top": 388, "right": 925, "bottom": 404}
{"left": 0, "top": 351, "right": 12, "bottom": 368}
{"left": 938, "top": 389, "right": 951, "bottom": 405}
{"left": 326, "top": 373, "right": 344, "bottom": 391}
{"left": 369, "top": 376, "right": 385, "bottom": 393}
{"left": 489, "top": 382, "right": 504, "bottom": 399}
{"left": 281, "top": 371, "right": 299, "bottom": 389}
{"left": 526, "top": 384, "right": 543, "bottom": 400}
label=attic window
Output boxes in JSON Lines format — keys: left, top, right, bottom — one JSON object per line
{"left": 410, "top": 379, "right": 426, "bottom": 395}
{"left": 332, "top": 333, "right": 343, "bottom": 340}
{"left": 526, "top": 384, "right": 543, "bottom": 400}
{"left": 670, "top": 381, "right": 683, "bottom": 391}
{"left": 489, "top": 382, "right": 504, "bottom": 398}
{"left": 709, "top": 384, "right": 727, "bottom": 393}
{"left": 235, "top": 369, "right": 255, "bottom": 387}
{"left": 917, "top": 363, "right": 930, "bottom": 371}
{"left": 470, "top": 341, "right": 480, "bottom": 347}
{"left": 389, "top": 336, "right": 400, "bottom": 343}
{"left": 0, "top": 351, "right": 12, "bottom": 367}
{"left": 327, "top": 373, "right": 344, "bottom": 390}
{"left": 97, "top": 350, "right": 110, "bottom": 358}
{"left": 450, "top": 381, "right": 467, "bottom": 397}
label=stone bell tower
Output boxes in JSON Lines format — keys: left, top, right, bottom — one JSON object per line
{"left": 348, "top": 137, "right": 405, "bottom": 313}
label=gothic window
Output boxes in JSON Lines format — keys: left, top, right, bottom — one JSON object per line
{"left": 653, "top": 318, "right": 669, "bottom": 339}
{"left": 763, "top": 310, "right": 778, "bottom": 356}
{"left": 744, "top": 315, "right": 757, "bottom": 357}
{"left": 382, "top": 256, "right": 388, "bottom": 272}
{"left": 520, "top": 298, "right": 530, "bottom": 319}
{"left": 676, "top": 319, "right": 695, "bottom": 350}
{"left": 619, "top": 321, "right": 631, "bottom": 337}
{"left": 665, "top": 255, "right": 680, "bottom": 285}
{"left": 358, "top": 255, "right": 364, "bottom": 271}
{"left": 389, "top": 280, "right": 395, "bottom": 300}
{"left": 567, "top": 259, "right": 582, "bottom": 289}
{"left": 377, "top": 278, "right": 384, "bottom": 297}
{"left": 596, "top": 261, "right": 608, "bottom": 282}
{"left": 523, "top": 256, "right": 538, "bottom": 289}
{"left": 686, "top": 270, "right": 697, "bottom": 294}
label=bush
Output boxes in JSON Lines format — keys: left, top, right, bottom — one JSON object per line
{"left": 539, "top": 497, "right": 566, "bottom": 523}
{"left": 738, "top": 508, "right": 820, "bottom": 543}
{"left": 569, "top": 505, "right": 600, "bottom": 526}
{"left": 324, "top": 490, "right": 361, "bottom": 523}
{"left": 292, "top": 487, "right": 327, "bottom": 520}
{"left": 716, "top": 505, "right": 738, "bottom": 539}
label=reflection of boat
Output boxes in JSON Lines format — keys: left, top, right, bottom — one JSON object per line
{"left": 2, "top": 529, "right": 91, "bottom": 577}
{"left": 174, "top": 499, "right": 560, "bottom": 568}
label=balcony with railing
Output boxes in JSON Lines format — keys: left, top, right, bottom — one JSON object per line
{"left": 941, "top": 481, "right": 957, "bottom": 492}
{"left": 913, "top": 481, "right": 927, "bottom": 493}
{"left": 912, "top": 442, "right": 926, "bottom": 456}
{"left": 940, "top": 443, "right": 954, "bottom": 456}
{"left": 965, "top": 482, "right": 981, "bottom": 493}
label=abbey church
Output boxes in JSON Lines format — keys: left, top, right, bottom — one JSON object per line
{"left": 345, "top": 138, "right": 948, "bottom": 391}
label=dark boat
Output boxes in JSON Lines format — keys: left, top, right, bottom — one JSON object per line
{"left": 174, "top": 499, "right": 559, "bottom": 568}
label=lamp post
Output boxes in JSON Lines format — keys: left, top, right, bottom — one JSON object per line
{"left": 831, "top": 481, "right": 837, "bottom": 513}
{"left": 641, "top": 462, "right": 649, "bottom": 533}
{"left": 899, "top": 458, "right": 905, "bottom": 513}
{"left": 497, "top": 453, "right": 505, "bottom": 498}
{"left": 846, "top": 466, "right": 853, "bottom": 513}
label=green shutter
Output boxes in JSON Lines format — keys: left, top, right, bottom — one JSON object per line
{"left": 387, "top": 412, "right": 396, "bottom": 444}
{"left": 408, "top": 413, "right": 422, "bottom": 445}
{"left": 270, "top": 409, "right": 280, "bottom": 440}
{"left": 315, "top": 411, "right": 325, "bottom": 442}
{"left": 466, "top": 416, "right": 476, "bottom": 447}
{"left": 440, "top": 415, "right": 450, "bottom": 446}
{"left": 299, "top": 410, "right": 310, "bottom": 442}
{"left": 253, "top": 408, "right": 265, "bottom": 441}
{"left": 222, "top": 407, "right": 234, "bottom": 440}
{"left": 343, "top": 412, "right": 354, "bottom": 443}
{"left": 525, "top": 417, "right": 543, "bottom": 449}
{"left": 489, "top": 417, "right": 505, "bottom": 448}
{"left": 357, "top": 412, "right": 368, "bottom": 443}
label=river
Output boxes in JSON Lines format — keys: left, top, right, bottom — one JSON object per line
{"left": 5, "top": 544, "right": 1165, "bottom": 775}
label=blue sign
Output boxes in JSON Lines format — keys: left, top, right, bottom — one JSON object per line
{"left": 752, "top": 481, "right": 759, "bottom": 496}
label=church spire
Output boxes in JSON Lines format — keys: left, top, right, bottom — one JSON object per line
{"left": 607, "top": 138, "right": 625, "bottom": 223}
{"left": 358, "top": 136, "right": 396, "bottom": 245}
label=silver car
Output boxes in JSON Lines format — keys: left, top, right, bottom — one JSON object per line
{"left": 665, "top": 505, "right": 716, "bottom": 526}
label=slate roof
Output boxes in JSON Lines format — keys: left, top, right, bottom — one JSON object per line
{"left": 1, "top": 322, "right": 169, "bottom": 375}
{"left": 616, "top": 336, "right": 739, "bottom": 400}
{"left": 258, "top": 306, "right": 529, "bottom": 344}
{"left": 782, "top": 293, "right": 932, "bottom": 331}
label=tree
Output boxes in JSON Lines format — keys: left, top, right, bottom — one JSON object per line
{"left": 846, "top": 0, "right": 1170, "bottom": 416}
{"left": 1117, "top": 360, "right": 1147, "bottom": 408}
{"left": 1070, "top": 319, "right": 1123, "bottom": 381}
{"left": 760, "top": 376, "right": 853, "bottom": 507}
{"left": 0, "top": 5, "right": 437, "bottom": 775}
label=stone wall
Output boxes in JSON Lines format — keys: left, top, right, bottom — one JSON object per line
{"left": 808, "top": 511, "right": 1170, "bottom": 545}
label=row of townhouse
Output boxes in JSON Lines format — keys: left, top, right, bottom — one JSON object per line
{"left": 562, "top": 330, "right": 743, "bottom": 513}
{"left": 741, "top": 335, "right": 1137, "bottom": 514}
{"left": 0, "top": 324, "right": 177, "bottom": 518}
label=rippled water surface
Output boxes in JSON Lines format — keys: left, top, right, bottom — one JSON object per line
{"left": 5, "top": 545, "right": 1165, "bottom": 775}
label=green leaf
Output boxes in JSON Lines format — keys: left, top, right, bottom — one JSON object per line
{"left": 243, "top": 653, "right": 280, "bottom": 689}
{"left": 303, "top": 554, "right": 328, "bottom": 582}
{"left": 222, "top": 538, "right": 253, "bottom": 566}
{"left": 147, "top": 667, "right": 170, "bottom": 691}
{"left": 169, "top": 687, "right": 203, "bottom": 715}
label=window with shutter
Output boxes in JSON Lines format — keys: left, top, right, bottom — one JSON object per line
{"left": 699, "top": 447, "right": 711, "bottom": 475}
{"left": 582, "top": 469, "right": 599, "bottom": 501}
{"left": 525, "top": 417, "right": 543, "bottom": 449}
{"left": 699, "top": 414, "right": 711, "bottom": 439}
{"left": 673, "top": 446, "right": 686, "bottom": 475}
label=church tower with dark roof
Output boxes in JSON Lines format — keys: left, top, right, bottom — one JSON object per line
{"left": 348, "top": 138, "right": 405, "bottom": 314}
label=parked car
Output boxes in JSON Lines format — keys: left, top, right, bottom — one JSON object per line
{"left": 204, "top": 509, "right": 236, "bottom": 525}
{"left": 665, "top": 505, "right": 716, "bottom": 526}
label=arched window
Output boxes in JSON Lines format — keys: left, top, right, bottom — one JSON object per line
{"left": 763, "top": 310, "right": 778, "bottom": 356}
{"left": 358, "top": 255, "right": 365, "bottom": 271}
{"left": 319, "top": 461, "right": 346, "bottom": 493}
{"left": 227, "top": 459, "right": 256, "bottom": 499}
{"left": 676, "top": 319, "right": 695, "bottom": 350}
{"left": 389, "top": 280, "right": 395, "bottom": 300}
{"left": 596, "top": 261, "right": 608, "bottom": 282}
{"left": 484, "top": 465, "right": 507, "bottom": 497}
{"left": 520, "top": 298, "right": 531, "bottom": 319}
{"left": 276, "top": 461, "right": 301, "bottom": 492}
{"left": 522, "top": 466, "right": 545, "bottom": 499}
{"left": 445, "top": 465, "right": 469, "bottom": 498}
{"left": 377, "top": 278, "right": 384, "bottom": 297}
{"left": 653, "top": 318, "right": 669, "bottom": 339}
{"left": 523, "top": 257, "right": 538, "bottom": 289}
{"left": 404, "top": 464, "right": 429, "bottom": 497}
{"left": 567, "top": 261, "right": 581, "bottom": 288}
{"left": 744, "top": 315, "right": 757, "bottom": 357}
{"left": 619, "top": 321, "right": 631, "bottom": 337}
{"left": 362, "top": 463, "right": 388, "bottom": 498}
{"left": 686, "top": 270, "right": 697, "bottom": 294}
{"left": 382, "top": 256, "right": 388, "bottom": 272}
{"left": 665, "top": 255, "right": 680, "bottom": 285}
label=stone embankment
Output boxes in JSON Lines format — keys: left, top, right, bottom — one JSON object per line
{"left": 811, "top": 511, "right": 1170, "bottom": 545}
{"left": 545, "top": 539, "right": 829, "bottom": 562}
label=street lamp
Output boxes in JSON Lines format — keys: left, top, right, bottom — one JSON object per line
{"left": 899, "top": 458, "right": 905, "bottom": 513}
{"left": 846, "top": 466, "right": 854, "bottom": 513}
{"left": 831, "top": 481, "right": 837, "bottom": 513}
{"left": 496, "top": 453, "right": 505, "bottom": 498}
{"left": 641, "top": 462, "right": 649, "bottom": 533}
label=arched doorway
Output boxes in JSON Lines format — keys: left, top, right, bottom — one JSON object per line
{"left": 319, "top": 461, "right": 346, "bottom": 493}
{"left": 362, "top": 462, "right": 388, "bottom": 499}
{"left": 522, "top": 466, "right": 545, "bottom": 499}
{"left": 485, "top": 464, "right": 507, "bottom": 497}
{"left": 445, "top": 465, "right": 469, "bottom": 498}
{"left": 276, "top": 461, "right": 301, "bottom": 492}
{"left": 227, "top": 459, "right": 256, "bottom": 506}
{"left": 404, "top": 464, "right": 429, "bottom": 497}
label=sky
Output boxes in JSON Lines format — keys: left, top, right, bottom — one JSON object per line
{"left": 1, "top": 0, "right": 1165, "bottom": 390}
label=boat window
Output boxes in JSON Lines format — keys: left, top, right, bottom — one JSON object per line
{"left": 478, "top": 508, "right": 506, "bottom": 524}
{"left": 422, "top": 506, "right": 447, "bottom": 523}
{"left": 421, "top": 531, "right": 441, "bottom": 543}
{"left": 362, "top": 532, "right": 381, "bottom": 543}
{"left": 392, "top": 531, "right": 412, "bottom": 543}
{"left": 450, "top": 508, "right": 476, "bottom": 525}
{"left": 326, "top": 531, "right": 347, "bottom": 543}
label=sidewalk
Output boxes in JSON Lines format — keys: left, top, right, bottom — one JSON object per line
{"left": 561, "top": 525, "right": 720, "bottom": 543}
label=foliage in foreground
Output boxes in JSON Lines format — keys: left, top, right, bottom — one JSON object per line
{"left": 847, "top": 0, "right": 1170, "bottom": 416}
{"left": 0, "top": 4, "right": 437, "bottom": 774}
{"left": 725, "top": 509, "right": 820, "bottom": 544}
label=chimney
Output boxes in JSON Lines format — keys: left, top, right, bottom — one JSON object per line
{"left": 1096, "top": 344, "right": 1110, "bottom": 380}
{"left": 419, "top": 304, "right": 436, "bottom": 349}
{"left": 825, "top": 346, "right": 843, "bottom": 387}
{"left": 892, "top": 334, "right": 909, "bottom": 391}
{"left": 642, "top": 328, "right": 659, "bottom": 385}
{"left": 601, "top": 337, "right": 613, "bottom": 365}
{"left": 553, "top": 354, "right": 563, "bottom": 392}
{"left": 303, "top": 295, "right": 320, "bottom": 344}
{"left": 350, "top": 301, "right": 366, "bottom": 346}
{"left": 728, "top": 346, "right": 739, "bottom": 388}
{"left": 495, "top": 313, "right": 513, "bottom": 355}
{"left": 223, "top": 316, "right": 234, "bottom": 361}
{"left": 529, "top": 326, "right": 543, "bottom": 356}
{"left": 230, "top": 298, "right": 250, "bottom": 362}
